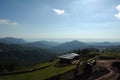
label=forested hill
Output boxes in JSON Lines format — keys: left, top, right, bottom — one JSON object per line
{"left": 50, "top": 40, "right": 90, "bottom": 53}
{"left": 0, "top": 43, "right": 56, "bottom": 72}
{"left": 0, "top": 37, "right": 26, "bottom": 44}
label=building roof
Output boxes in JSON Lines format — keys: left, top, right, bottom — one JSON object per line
{"left": 58, "top": 53, "right": 79, "bottom": 59}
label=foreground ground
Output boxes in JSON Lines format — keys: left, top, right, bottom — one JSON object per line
{"left": 1, "top": 52, "right": 120, "bottom": 80}
{"left": 45, "top": 60, "right": 120, "bottom": 80}
{"left": 95, "top": 60, "right": 120, "bottom": 80}
{"left": 0, "top": 62, "right": 75, "bottom": 80}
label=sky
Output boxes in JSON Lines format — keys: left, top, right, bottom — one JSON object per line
{"left": 0, "top": 0, "right": 120, "bottom": 42}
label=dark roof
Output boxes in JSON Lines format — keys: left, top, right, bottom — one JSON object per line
{"left": 58, "top": 53, "right": 79, "bottom": 59}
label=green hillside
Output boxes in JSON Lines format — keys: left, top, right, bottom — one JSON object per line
{"left": 0, "top": 62, "right": 75, "bottom": 80}
{"left": 0, "top": 43, "right": 56, "bottom": 73}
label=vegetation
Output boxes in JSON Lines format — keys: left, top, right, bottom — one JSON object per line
{"left": 0, "top": 37, "right": 26, "bottom": 44}
{"left": 98, "top": 52, "right": 120, "bottom": 60}
{"left": 1, "top": 38, "right": 120, "bottom": 80}
{"left": 0, "top": 62, "right": 76, "bottom": 80}
{"left": 0, "top": 43, "right": 56, "bottom": 73}
{"left": 1, "top": 51, "right": 120, "bottom": 80}
{"left": 50, "top": 40, "right": 89, "bottom": 53}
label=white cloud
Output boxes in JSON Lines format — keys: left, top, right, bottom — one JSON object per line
{"left": 53, "top": 8, "right": 65, "bottom": 15}
{"left": 0, "top": 19, "right": 18, "bottom": 25}
{"left": 115, "top": 13, "right": 120, "bottom": 19}
{"left": 116, "top": 4, "right": 120, "bottom": 11}
{"left": 115, "top": 4, "right": 120, "bottom": 20}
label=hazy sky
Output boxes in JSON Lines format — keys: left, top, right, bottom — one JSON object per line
{"left": 0, "top": 0, "right": 120, "bottom": 42}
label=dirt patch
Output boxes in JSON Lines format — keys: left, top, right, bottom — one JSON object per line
{"left": 111, "top": 62, "right": 120, "bottom": 80}
{"left": 95, "top": 60, "right": 120, "bottom": 80}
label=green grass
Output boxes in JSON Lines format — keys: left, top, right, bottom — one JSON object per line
{"left": 98, "top": 52, "right": 120, "bottom": 59}
{"left": 0, "top": 62, "right": 75, "bottom": 80}
{"left": 28, "top": 62, "right": 51, "bottom": 70}
{"left": 2, "top": 52, "right": 120, "bottom": 80}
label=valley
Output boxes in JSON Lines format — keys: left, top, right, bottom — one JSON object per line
{"left": 0, "top": 37, "right": 120, "bottom": 80}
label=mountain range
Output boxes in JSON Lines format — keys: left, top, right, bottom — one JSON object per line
{"left": 24, "top": 40, "right": 60, "bottom": 49}
{"left": 0, "top": 37, "right": 26, "bottom": 44}
{"left": 0, "top": 37, "right": 120, "bottom": 72}
{"left": 0, "top": 37, "right": 120, "bottom": 53}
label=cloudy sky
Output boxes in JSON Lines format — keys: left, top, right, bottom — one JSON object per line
{"left": 0, "top": 0, "right": 120, "bottom": 42}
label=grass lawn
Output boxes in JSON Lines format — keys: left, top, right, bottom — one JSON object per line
{"left": 28, "top": 62, "right": 51, "bottom": 70}
{"left": 98, "top": 52, "right": 120, "bottom": 59}
{"left": 0, "top": 62, "right": 76, "bottom": 80}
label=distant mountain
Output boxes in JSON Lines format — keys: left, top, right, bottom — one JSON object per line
{"left": 0, "top": 37, "right": 26, "bottom": 44}
{"left": 39, "top": 40, "right": 60, "bottom": 47}
{"left": 88, "top": 42, "right": 120, "bottom": 48}
{"left": 50, "top": 40, "right": 90, "bottom": 53}
{"left": 0, "top": 43, "right": 56, "bottom": 72}
{"left": 25, "top": 40, "right": 60, "bottom": 49}
{"left": 0, "top": 37, "right": 60, "bottom": 49}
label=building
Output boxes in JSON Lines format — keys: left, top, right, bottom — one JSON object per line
{"left": 58, "top": 53, "right": 79, "bottom": 64}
